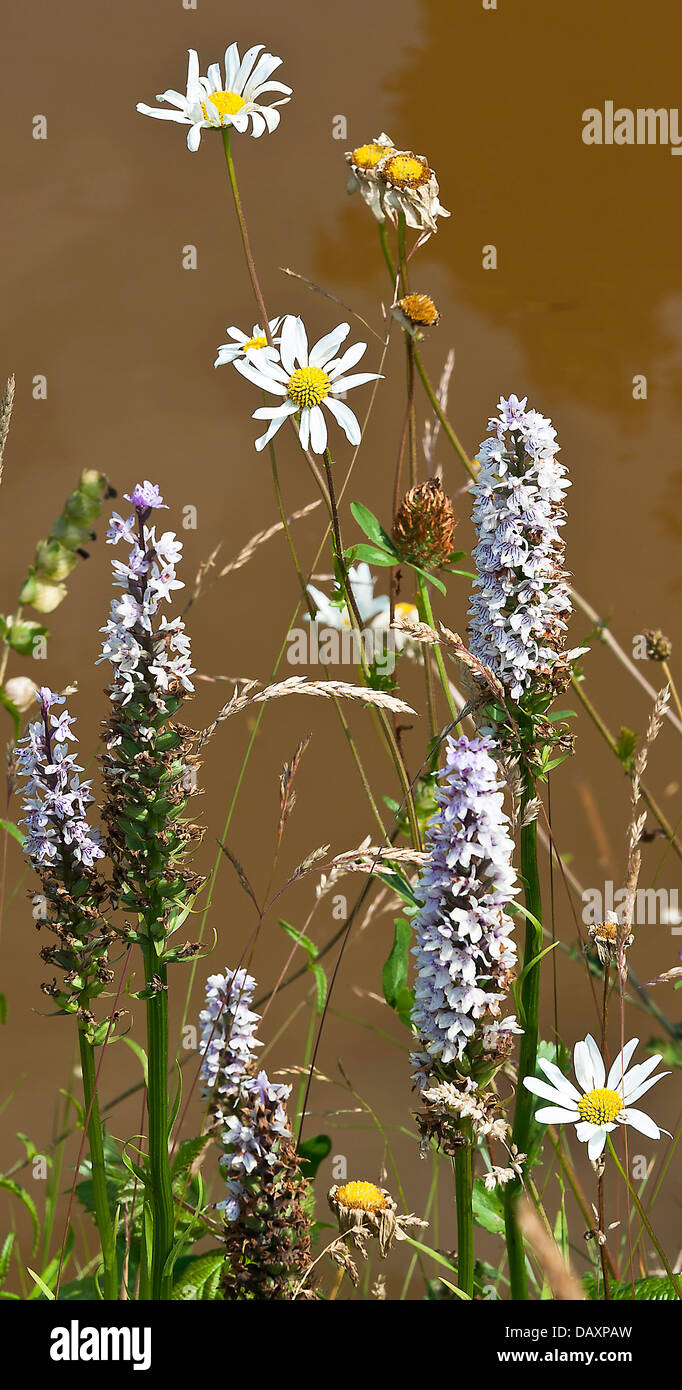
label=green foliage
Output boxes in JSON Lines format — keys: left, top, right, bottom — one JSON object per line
{"left": 278, "top": 919, "right": 327, "bottom": 1012}
{"left": 472, "top": 1177, "right": 505, "bottom": 1236}
{"left": 382, "top": 917, "right": 414, "bottom": 1028}
{"left": 347, "top": 500, "right": 448, "bottom": 594}
{"left": 171, "top": 1250, "right": 225, "bottom": 1300}
{"left": 583, "top": 1273, "right": 679, "bottom": 1300}
{"left": 297, "top": 1133, "right": 332, "bottom": 1180}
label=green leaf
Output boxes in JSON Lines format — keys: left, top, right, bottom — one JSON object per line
{"left": 0, "top": 820, "right": 24, "bottom": 847}
{"left": 376, "top": 866, "right": 419, "bottom": 907}
{"left": 26, "top": 1268, "right": 55, "bottom": 1300}
{"left": 297, "top": 1133, "right": 331, "bottom": 1180}
{"left": 0, "top": 1178, "right": 40, "bottom": 1257}
{"left": 615, "top": 727, "right": 638, "bottom": 764}
{"left": 382, "top": 917, "right": 412, "bottom": 1023}
{"left": 122, "top": 1038, "right": 148, "bottom": 1087}
{"left": 0, "top": 692, "right": 20, "bottom": 741}
{"left": 0, "top": 995, "right": 6, "bottom": 1025}
{"left": 472, "top": 1177, "right": 505, "bottom": 1235}
{"left": 583, "top": 1273, "right": 679, "bottom": 1300}
{"left": 0, "top": 1233, "right": 15, "bottom": 1289}
{"left": 350, "top": 502, "right": 397, "bottom": 554}
{"left": 172, "top": 1250, "right": 225, "bottom": 1301}
{"left": 171, "top": 1136, "right": 210, "bottom": 1180}
{"left": 347, "top": 542, "right": 395, "bottom": 568}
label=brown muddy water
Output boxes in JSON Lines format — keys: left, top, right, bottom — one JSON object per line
{"left": 0, "top": 0, "right": 680, "bottom": 1296}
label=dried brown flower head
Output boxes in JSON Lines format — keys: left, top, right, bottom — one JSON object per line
{"left": 644, "top": 629, "right": 672, "bottom": 662}
{"left": 328, "top": 1181, "right": 425, "bottom": 1258}
{"left": 588, "top": 917, "right": 634, "bottom": 967}
{"left": 393, "top": 478, "right": 457, "bottom": 569}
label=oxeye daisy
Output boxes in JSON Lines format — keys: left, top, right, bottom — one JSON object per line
{"left": 524, "top": 1034, "right": 671, "bottom": 1161}
{"left": 214, "top": 318, "right": 282, "bottom": 368}
{"left": 137, "top": 44, "right": 292, "bottom": 151}
{"left": 234, "top": 314, "right": 382, "bottom": 454}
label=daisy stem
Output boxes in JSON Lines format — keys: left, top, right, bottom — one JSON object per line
{"left": 606, "top": 1138, "right": 682, "bottom": 1298}
{"left": 453, "top": 1137, "right": 474, "bottom": 1297}
{"left": 504, "top": 792, "right": 543, "bottom": 1300}
{"left": 416, "top": 574, "right": 460, "bottom": 725}
{"left": 378, "top": 221, "right": 397, "bottom": 286}
{"left": 221, "top": 129, "right": 271, "bottom": 343}
{"left": 598, "top": 963, "right": 611, "bottom": 1298}
{"left": 78, "top": 1028, "right": 118, "bottom": 1300}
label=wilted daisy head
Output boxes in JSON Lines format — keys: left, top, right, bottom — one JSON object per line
{"left": 524, "top": 1034, "right": 671, "bottom": 1161}
{"left": 137, "top": 44, "right": 292, "bottom": 150}
{"left": 346, "top": 133, "right": 450, "bottom": 233}
{"left": 234, "top": 314, "right": 382, "bottom": 455}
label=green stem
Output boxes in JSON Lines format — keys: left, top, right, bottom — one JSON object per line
{"left": 412, "top": 349, "right": 477, "bottom": 480}
{"left": 78, "top": 1028, "right": 117, "bottom": 1300}
{"left": 417, "top": 574, "right": 460, "bottom": 725}
{"left": 143, "top": 949, "right": 174, "bottom": 1300}
{"left": 454, "top": 1142, "right": 474, "bottom": 1297}
{"left": 504, "top": 803, "right": 543, "bottom": 1300}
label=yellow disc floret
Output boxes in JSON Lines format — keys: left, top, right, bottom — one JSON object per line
{"left": 352, "top": 141, "right": 392, "bottom": 170}
{"left": 577, "top": 1087, "right": 623, "bottom": 1125}
{"left": 335, "top": 1180, "right": 388, "bottom": 1213}
{"left": 397, "top": 293, "right": 440, "bottom": 326}
{"left": 381, "top": 152, "right": 430, "bottom": 188}
{"left": 243, "top": 335, "right": 267, "bottom": 350}
{"left": 287, "top": 366, "right": 331, "bottom": 410}
{"left": 202, "top": 90, "right": 248, "bottom": 122}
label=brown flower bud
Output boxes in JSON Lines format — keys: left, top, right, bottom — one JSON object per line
{"left": 644, "top": 629, "right": 672, "bottom": 662}
{"left": 392, "top": 478, "right": 457, "bottom": 568}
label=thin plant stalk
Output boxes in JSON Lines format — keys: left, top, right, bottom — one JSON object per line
{"left": 454, "top": 1138, "right": 474, "bottom": 1297}
{"left": 77, "top": 1028, "right": 118, "bottom": 1300}
{"left": 606, "top": 1139, "right": 682, "bottom": 1298}
{"left": 504, "top": 796, "right": 543, "bottom": 1300}
{"left": 142, "top": 947, "right": 174, "bottom": 1300}
{"left": 417, "top": 574, "right": 459, "bottom": 725}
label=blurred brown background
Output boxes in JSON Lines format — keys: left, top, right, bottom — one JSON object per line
{"left": 0, "top": 0, "right": 680, "bottom": 1295}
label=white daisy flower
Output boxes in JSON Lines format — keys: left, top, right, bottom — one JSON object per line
{"left": 214, "top": 319, "right": 282, "bottom": 369}
{"left": 524, "top": 1033, "right": 671, "bottom": 1161}
{"left": 306, "top": 564, "right": 419, "bottom": 655}
{"left": 234, "top": 314, "right": 382, "bottom": 455}
{"left": 137, "top": 44, "right": 292, "bottom": 151}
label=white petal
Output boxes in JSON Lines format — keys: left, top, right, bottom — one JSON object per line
{"left": 252, "top": 403, "right": 297, "bottom": 421}
{"left": 155, "top": 89, "right": 189, "bottom": 109}
{"left": 309, "top": 323, "right": 350, "bottom": 369}
{"left": 537, "top": 1058, "right": 582, "bottom": 1103}
{"left": 137, "top": 105, "right": 190, "bottom": 124}
{"left": 233, "top": 360, "right": 287, "bottom": 395}
{"left": 186, "top": 49, "right": 200, "bottom": 93}
{"left": 585, "top": 1033, "right": 606, "bottom": 1087}
{"left": 619, "top": 1108, "right": 661, "bottom": 1139}
{"left": 280, "top": 316, "right": 303, "bottom": 374}
{"left": 250, "top": 80, "right": 292, "bottom": 99}
{"left": 244, "top": 53, "right": 282, "bottom": 94}
{"left": 326, "top": 341, "right": 367, "bottom": 379}
{"left": 330, "top": 372, "right": 381, "bottom": 393}
{"left": 607, "top": 1037, "right": 639, "bottom": 1090}
{"left": 233, "top": 45, "right": 264, "bottom": 96}
{"left": 619, "top": 1053, "right": 660, "bottom": 1096}
{"left": 206, "top": 63, "right": 222, "bottom": 92}
{"left": 223, "top": 43, "right": 241, "bottom": 91}
{"left": 622, "top": 1071, "right": 670, "bottom": 1106}
{"left": 587, "top": 1129, "right": 607, "bottom": 1161}
{"left": 574, "top": 1038, "right": 596, "bottom": 1092}
{"left": 250, "top": 112, "right": 266, "bottom": 139}
{"left": 534, "top": 1105, "right": 579, "bottom": 1124}
{"left": 187, "top": 123, "right": 203, "bottom": 152}
{"left": 323, "top": 396, "right": 362, "bottom": 445}
{"left": 524, "top": 1077, "right": 579, "bottom": 1109}
{"left": 298, "top": 410, "right": 310, "bottom": 452}
{"left": 254, "top": 416, "right": 286, "bottom": 452}
{"left": 575, "top": 1122, "right": 599, "bottom": 1142}
{"left": 261, "top": 105, "right": 281, "bottom": 134}
{"left": 309, "top": 405, "right": 328, "bottom": 454}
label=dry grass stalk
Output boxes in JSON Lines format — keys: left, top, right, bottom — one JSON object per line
{"left": 198, "top": 677, "right": 416, "bottom": 748}
{"left": 518, "top": 1200, "right": 585, "bottom": 1300}
{"left": 620, "top": 685, "right": 670, "bottom": 952}
{"left": 278, "top": 733, "right": 312, "bottom": 841}
{"left": 0, "top": 374, "right": 15, "bottom": 485}
{"left": 422, "top": 348, "right": 455, "bottom": 470}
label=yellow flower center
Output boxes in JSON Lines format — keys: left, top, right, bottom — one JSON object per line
{"left": 201, "top": 90, "right": 247, "bottom": 122}
{"left": 577, "top": 1088, "right": 623, "bottom": 1125}
{"left": 243, "top": 334, "right": 267, "bottom": 350}
{"left": 381, "top": 152, "right": 430, "bottom": 188}
{"left": 395, "top": 602, "right": 418, "bottom": 620}
{"left": 288, "top": 366, "right": 330, "bottom": 410}
{"left": 352, "top": 141, "right": 392, "bottom": 170}
{"left": 336, "top": 1180, "right": 387, "bottom": 1213}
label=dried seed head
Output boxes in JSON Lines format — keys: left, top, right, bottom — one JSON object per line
{"left": 644, "top": 629, "right": 672, "bottom": 662}
{"left": 392, "top": 293, "right": 440, "bottom": 335}
{"left": 588, "top": 918, "right": 634, "bottom": 966}
{"left": 392, "top": 478, "right": 457, "bottom": 569}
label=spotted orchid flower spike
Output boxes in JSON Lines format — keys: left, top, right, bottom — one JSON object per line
{"left": 137, "top": 44, "right": 292, "bottom": 149}
{"left": 524, "top": 1033, "right": 671, "bottom": 1161}
{"left": 235, "top": 314, "right": 382, "bottom": 454}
